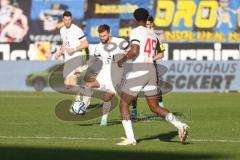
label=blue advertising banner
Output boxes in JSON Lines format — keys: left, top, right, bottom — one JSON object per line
{"left": 85, "top": 0, "right": 240, "bottom": 43}
{"left": 1, "top": 0, "right": 240, "bottom": 47}
{"left": 85, "top": 18, "right": 120, "bottom": 43}
{"left": 29, "top": 0, "right": 85, "bottom": 42}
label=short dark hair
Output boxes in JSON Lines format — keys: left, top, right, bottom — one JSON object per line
{"left": 98, "top": 24, "right": 110, "bottom": 33}
{"left": 63, "top": 11, "right": 72, "bottom": 17}
{"left": 147, "top": 15, "right": 154, "bottom": 23}
{"left": 133, "top": 8, "right": 149, "bottom": 22}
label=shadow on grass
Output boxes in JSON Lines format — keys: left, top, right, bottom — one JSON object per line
{"left": 0, "top": 145, "right": 227, "bottom": 160}
{"left": 77, "top": 112, "right": 184, "bottom": 127}
{"left": 77, "top": 119, "right": 122, "bottom": 127}
{"left": 137, "top": 131, "right": 191, "bottom": 144}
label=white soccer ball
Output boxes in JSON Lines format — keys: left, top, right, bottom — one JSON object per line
{"left": 71, "top": 101, "right": 86, "bottom": 115}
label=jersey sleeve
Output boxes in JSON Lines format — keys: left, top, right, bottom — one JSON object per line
{"left": 76, "top": 27, "right": 86, "bottom": 42}
{"left": 129, "top": 29, "right": 141, "bottom": 45}
{"left": 156, "top": 38, "right": 165, "bottom": 53}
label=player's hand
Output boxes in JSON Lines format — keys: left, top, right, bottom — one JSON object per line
{"left": 66, "top": 48, "right": 75, "bottom": 55}
{"left": 117, "top": 59, "right": 124, "bottom": 68}
{"left": 55, "top": 53, "right": 61, "bottom": 60}
{"left": 74, "top": 68, "right": 81, "bottom": 76}
{"left": 74, "top": 65, "right": 88, "bottom": 76}
{"left": 117, "top": 55, "right": 127, "bottom": 68}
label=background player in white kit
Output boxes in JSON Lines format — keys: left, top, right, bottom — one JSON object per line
{"left": 117, "top": 8, "right": 189, "bottom": 146}
{"left": 55, "top": 11, "right": 89, "bottom": 109}
{"left": 79, "top": 24, "right": 128, "bottom": 126}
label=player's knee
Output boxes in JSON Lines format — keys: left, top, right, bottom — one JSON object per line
{"left": 64, "top": 80, "right": 70, "bottom": 88}
{"left": 104, "top": 97, "right": 112, "bottom": 102}
{"left": 149, "top": 105, "right": 159, "bottom": 113}
{"left": 85, "top": 82, "right": 94, "bottom": 88}
{"left": 65, "top": 76, "right": 76, "bottom": 85}
{"left": 65, "top": 82, "right": 75, "bottom": 88}
{"left": 64, "top": 80, "right": 76, "bottom": 89}
{"left": 65, "top": 84, "right": 74, "bottom": 89}
{"left": 121, "top": 113, "right": 131, "bottom": 120}
{"left": 103, "top": 91, "right": 114, "bottom": 102}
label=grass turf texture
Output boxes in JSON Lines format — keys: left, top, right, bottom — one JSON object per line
{"left": 0, "top": 92, "right": 239, "bottom": 160}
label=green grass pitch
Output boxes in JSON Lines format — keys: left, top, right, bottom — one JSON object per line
{"left": 0, "top": 92, "right": 239, "bottom": 160}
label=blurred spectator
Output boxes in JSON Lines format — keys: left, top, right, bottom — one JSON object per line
{"left": 0, "top": 0, "right": 29, "bottom": 42}
{"left": 40, "top": 3, "right": 68, "bottom": 32}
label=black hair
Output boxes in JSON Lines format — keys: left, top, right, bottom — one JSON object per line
{"left": 133, "top": 8, "right": 149, "bottom": 22}
{"left": 98, "top": 24, "right": 110, "bottom": 33}
{"left": 63, "top": 11, "right": 72, "bottom": 17}
{"left": 147, "top": 15, "right": 154, "bottom": 23}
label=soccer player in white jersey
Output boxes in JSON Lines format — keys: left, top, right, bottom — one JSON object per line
{"left": 55, "top": 11, "right": 89, "bottom": 109}
{"left": 116, "top": 8, "right": 189, "bottom": 146}
{"left": 131, "top": 15, "right": 165, "bottom": 119}
{"left": 80, "top": 24, "right": 128, "bottom": 126}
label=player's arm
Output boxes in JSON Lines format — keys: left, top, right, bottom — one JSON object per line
{"left": 153, "top": 40, "right": 165, "bottom": 61}
{"left": 55, "top": 44, "right": 65, "bottom": 60}
{"left": 153, "top": 52, "right": 164, "bottom": 61}
{"left": 66, "top": 27, "right": 89, "bottom": 54}
{"left": 65, "top": 38, "right": 89, "bottom": 55}
{"left": 117, "top": 44, "right": 139, "bottom": 67}
{"left": 74, "top": 37, "right": 89, "bottom": 55}
{"left": 87, "top": 44, "right": 99, "bottom": 66}
{"left": 117, "top": 29, "right": 141, "bottom": 67}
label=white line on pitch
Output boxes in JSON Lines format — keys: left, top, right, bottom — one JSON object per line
{"left": 190, "top": 139, "right": 240, "bottom": 143}
{"left": 0, "top": 136, "right": 108, "bottom": 141}
{"left": 0, "top": 136, "right": 240, "bottom": 143}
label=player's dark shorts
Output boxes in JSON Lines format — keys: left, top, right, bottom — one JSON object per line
{"left": 121, "top": 63, "right": 159, "bottom": 97}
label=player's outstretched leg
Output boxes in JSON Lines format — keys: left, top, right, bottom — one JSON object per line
{"left": 64, "top": 75, "right": 84, "bottom": 113}
{"left": 116, "top": 92, "right": 136, "bottom": 146}
{"left": 100, "top": 91, "right": 114, "bottom": 126}
{"left": 100, "top": 101, "right": 111, "bottom": 126}
{"left": 69, "top": 80, "right": 98, "bottom": 114}
{"left": 146, "top": 96, "right": 189, "bottom": 143}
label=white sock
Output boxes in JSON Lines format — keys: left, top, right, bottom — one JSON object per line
{"left": 101, "top": 114, "right": 108, "bottom": 121}
{"left": 102, "top": 101, "right": 111, "bottom": 120}
{"left": 122, "top": 120, "right": 135, "bottom": 141}
{"left": 75, "top": 95, "right": 81, "bottom": 101}
{"left": 83, "top": 96, "right": 91, "bottom": 107}
{"left": 159, "top": 102, "right": 164, "bottom": 108}
{"left": 165, "top": 113, "right": 183, "bottom": 129}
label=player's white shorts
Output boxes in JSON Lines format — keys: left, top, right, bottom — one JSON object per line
{"left": 96, "top": 64, "right": 124, "bottom": 94}
{"left": 96, "top": 67, "right": 116, "bottom": 94}
{"left": 122, "top": 64, "right": 159, "bottom": 97}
